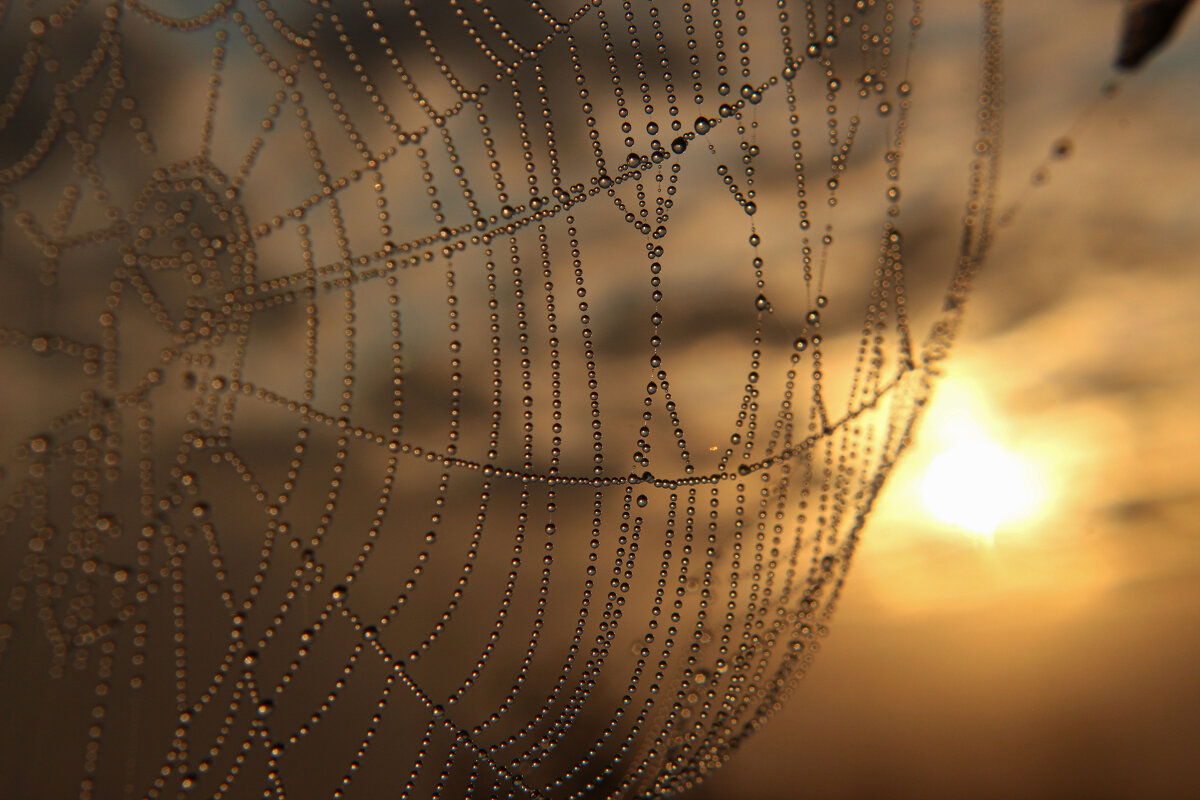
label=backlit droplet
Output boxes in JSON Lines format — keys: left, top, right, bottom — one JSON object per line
{"left": 754, "top": 294, "right": 770, "bottom": 311}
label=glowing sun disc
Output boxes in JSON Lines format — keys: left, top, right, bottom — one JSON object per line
{"left": 920, "top": 439, "right": 1042, "bottom": 537}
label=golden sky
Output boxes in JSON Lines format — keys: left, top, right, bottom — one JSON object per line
{"left": 695, "top": 2, "right": 1200, "bottom": 797}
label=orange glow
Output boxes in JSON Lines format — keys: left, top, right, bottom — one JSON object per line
{"left": 921, "top": 435, "right": 1041, "bottom": 538}
{"left": 915, "top": 382, "right": 1048, "bottom": 540}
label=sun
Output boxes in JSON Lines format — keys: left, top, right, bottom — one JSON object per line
{"left": 916, "top": 384, "right": 1047, "bottom": 540}
{"left": 921, "top": 438, "right": 1041, "bottom": 538}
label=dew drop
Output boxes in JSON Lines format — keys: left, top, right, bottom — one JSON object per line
{"left": 754, "top": 294, "right": 770, "bottom": 311}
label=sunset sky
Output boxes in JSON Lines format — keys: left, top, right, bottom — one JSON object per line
{"left": 695, "top": 2, "right": 1200, "bottom": 797}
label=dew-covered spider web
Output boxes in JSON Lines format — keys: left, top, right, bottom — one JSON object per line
{"left": 0, "top": 1, "right": 1013, "bottom": 798}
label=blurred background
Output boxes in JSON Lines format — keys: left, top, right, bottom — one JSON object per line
{"left": 696, "top": 1, "right": 1200, "bottom": 797}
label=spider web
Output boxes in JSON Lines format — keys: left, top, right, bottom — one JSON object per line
{"left": 0, "top": 1, "right": 1003, "bottom": 798}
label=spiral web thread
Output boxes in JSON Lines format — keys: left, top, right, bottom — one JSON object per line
{"left": 0, "top": 1, "right": 1003, "bottom": 798}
